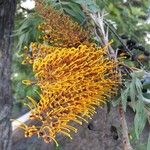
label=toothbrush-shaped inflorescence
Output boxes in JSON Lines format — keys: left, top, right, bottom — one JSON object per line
{"left": 22, "top": 43, "right": 119, "bottom": 145}
{"left": 36, "top": 1, "right": 89, "bottom": 48}
{"left": 21, "top": 0, "right": 120, "bottom": 146}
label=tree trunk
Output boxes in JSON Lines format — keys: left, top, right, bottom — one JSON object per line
{"left": 0, "top": 0, "right": 16, "bottom": 150}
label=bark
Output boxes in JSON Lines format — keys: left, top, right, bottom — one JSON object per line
{"left": 0, "top": 0, "right": 16, "bottom": 150}
{"left": 118, "top": 104, "right": 133, "bottom": 150}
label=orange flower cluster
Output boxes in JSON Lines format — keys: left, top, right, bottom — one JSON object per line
{"left": 22, "top": 43, "right": 119, "bottom": 145}
{"left": 21, "top": 0, "right": 120, "bottom": 146}
{"left": 36, "top": 1, "right": 89, "bottom": 47}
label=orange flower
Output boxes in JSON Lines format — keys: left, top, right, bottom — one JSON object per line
{"left": 22, "top": 43, "right": 119, "bottom": 145}
{"left": 35, "top": 1, "right": 89, "bottom": 48}
{"left": 21, "top": 0, "right": 120, "bottom": 146}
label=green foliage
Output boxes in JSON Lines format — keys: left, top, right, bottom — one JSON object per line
{"left": 135, "top": 143, "right": 147, "bottom": 150}
{"left": 134, "top": 100, "right": 147, "bottom": 139}
{"left": 15, "top": 0, "right": 150, "bottom": 51}
{"left": 95, "top": 0, "right": 150, "bottom": 44}
{"left": 14, "top": 13, "right": 42, "bottom": 50}
{"left": 43, "top": 0, "right": 86, "bottom": 23}
{"left": 121, "top": 85, "right": 129, "bottom": 111}
{"left": 118, "top": 71, "right": 150, "bottom": 140}
{"left": 12, "top": 50, "right": 40, "bottom": 117}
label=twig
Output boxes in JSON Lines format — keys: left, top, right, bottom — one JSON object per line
{"left": 20, "top": 6, "right": 34, "bottom": 13}
{"left": 89, "top": 11, "right": 116, "bottom": 57}
{"left": 12, "top": 111, "right": 31, "bottom": 132}
{"left": 118, "top": 103, "right": 133, "bottom": 150}
{"left": 103, "top": 19, "right": 143, "bottom": 67}
{"left": 11, "top": 111, "right": 33, "bottom": 144}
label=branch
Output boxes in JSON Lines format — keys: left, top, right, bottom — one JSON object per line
{"left": 81, "top": 5, "right": 116, "bottom": 58}
{"left": 89, "top": 11, "right": 116, "bottom": 57}
{"left": 118, "top": 103, "right": 133, "bottom": 150}
{"left": 103, "top": 19, "right": 143, "bottom": 67}
{"left": 12, "top": 111, "right": 31, "bottom": 132}
{"left": 20, "top": 6, "right": 34, "bottom": 13}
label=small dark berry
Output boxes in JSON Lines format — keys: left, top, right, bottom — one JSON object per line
{"left": 88, "top": 123, "right": 94, "bottom": 130}
{"left": 139, "top": 15, "right": 148, "bottom": 20}
{"left": 127, "top": 97, "right": 131, "bottom": 102}
{"left": 120, "top": 35, "right": 128, "bottom": 39}
{"left": 142, "top": 88, "right": 147, "bottom": 93}
{"left": 127, "top": 39, "right": 136, "bottom": 47}
{"left": 110, "top": 126, "right": 117, "bottom": 133}
{"left": 136, "top": 45, "right": 145, "bottom": 51}
{"left": 110, "top": 126, "right": 118, "bottom": 140}
{"left": 118, "top": 45, "right": 124, "bottom": 50}
{"left": 144, "top": 51, "right": 150, "bottom": 56}
{"left": 113, "top": 134, "right": 119, "bottom": 140}
{"left": 131, "top": 55, "right": 136, "bottom": 61}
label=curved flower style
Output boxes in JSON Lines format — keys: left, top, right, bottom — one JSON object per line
{"left": 36, "top": 1, "right": 89, "bottom": 48}
{"left": 22, "top": 43, "right": 119, "bottom": 145}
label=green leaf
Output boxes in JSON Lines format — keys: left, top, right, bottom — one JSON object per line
{"left": 136, "top": 143, "right": 147, "bottom": 150}
{"left": 134, "top": 100, "right": 147, "bottom": 139}
{"left": 112, "top": 95, "right": 120, "bottom": 107}
{"left": 147, "top": 133, "right": 150, "bottom": 150}
{"left": 129, "top": 79, "right": 137, "bottom": 111}
{"left": 143, "top": 78, "right": 150, "bottom": 89}
{"left": 138, "top": 94, "right": 150, "bottom": 104}
{"left": 135, "top": 78, "right": 143, "bottom": 93}
{"left": 121, "top": 87, "right": 129, "bottom": 111}
{"left": 14, "top": 13, "right": 42, "bottom": 50}
{"left": 75, "top": 0, "right": 99, "bottom": 13}
{"left": 143, "top": 93, "right": 150, "bottom": 99}
{"left": 66, "top": 2, "right": 85, "bottom": 20}
{"left": 132, "top": 71, "right": 145, "bottom": 79}
{"left": 63, "top": 6, "right": 83, "bottom": 23}
{"left": 131, "top": 7, "right": 146, "bottom": 16}
{"left": 129, "top": 79, "right": 136, "bottom": 102}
